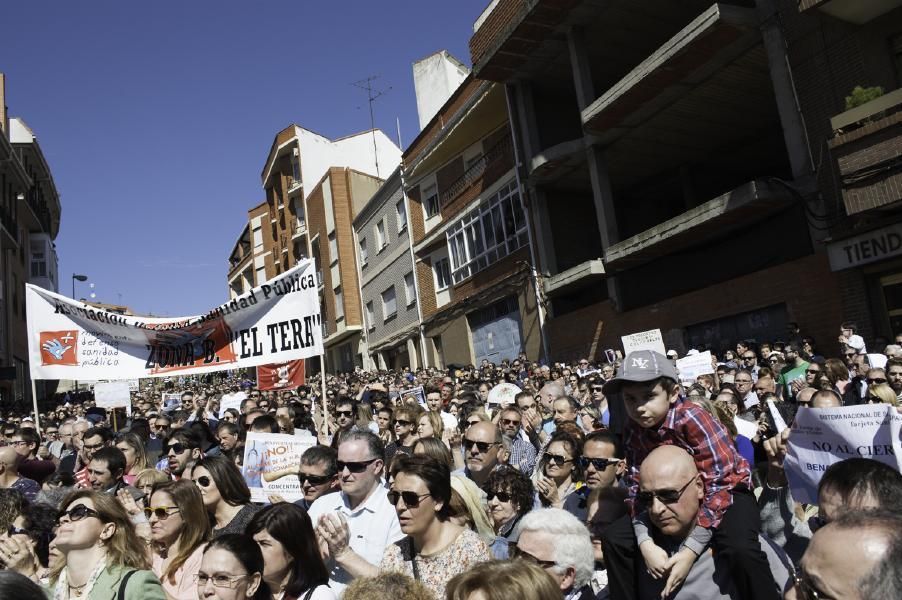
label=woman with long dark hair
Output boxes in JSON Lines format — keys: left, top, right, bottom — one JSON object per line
{"left": 198, "top": 533, "right": 270, "bottom": 600}
{"left": 190, "top": 455, "right": 261, "bottom": 537}
{"left": 245, "top": 503, "right": 334, "bottom": 600}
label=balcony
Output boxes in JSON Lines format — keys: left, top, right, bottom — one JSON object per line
{"left": 439, "top": 134, "right": 513, "bottom": 209}
{"left": 291, "top": 217, "right": 307, "bottom": 239}
{"left": 0, "top": 205, "right": 18, "bottom": 250}
{"left": 286, "top": 176, "right": 303, "bottom": 195}
{"left": 829, "top": 89, "right": 902, "bottom": 215}
{"left": 798, "top": 0, "right": 902, "bottom": 24}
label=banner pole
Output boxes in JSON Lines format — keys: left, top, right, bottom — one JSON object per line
{"left": 320, "top": 354, "right": 329, "bottom": 436}
{"left": 31, "top": 379, "right": 40, "bottom": 433}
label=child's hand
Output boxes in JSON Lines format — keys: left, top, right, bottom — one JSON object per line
{"left": 639, "top": 540, "right": 669, "bottom": 579}
{"left": 662, "top": 548, "right": 696, "bottom": 598}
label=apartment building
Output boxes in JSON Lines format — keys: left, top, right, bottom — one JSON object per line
{"left": 0, "top": 75, "right": 62, "bottom": 408}
{"left": 354, "top": 168, "right": 422, "bottom": 370}
{"left": 469, "top": 0, "right": 848, "bottom": 358}
{"left": 403, "top": 52, "right": 543, "bottom": 368}
{"left": 227, "top": 201, "right": 270, "bottom": 298}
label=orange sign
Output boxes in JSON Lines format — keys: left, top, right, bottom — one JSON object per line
{"left": 256, "top": 359, "right": 305, "bottom": 391}
{"left": 39, "top": 330, "right": 79, "bottom": 366}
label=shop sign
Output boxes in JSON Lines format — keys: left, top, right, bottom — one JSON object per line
{"left": 828, "top": 223, "right": 902, "bottom": 271}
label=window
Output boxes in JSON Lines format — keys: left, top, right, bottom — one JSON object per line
{"left": 252, "top": 226, "right": 263, "bottom": 249}
{"left": 423, "top": 183, "right": 439, "bottom": 218}
{"left": 396, "top": 198, "right": 407, "bottom": 232}
{"left": 446, "top": 180, "right": 527, "bottom": 284}
{"left": 404, "top": 272, "right": 416, "bottom": 306}
{"left": 255, "top": 266, "right": 267, "bottom": 286}
{"left": 359, "top": 238, "right": 368, "bottom": 266}
{"left": 375, "top": 219, "right": 387, "bottom": 250}
{"left": 30, "top": 240, "right": 46, "bottom": 278}
{"left": 334, "top": 287, "right": 344, "bottom": 321}
{"left": 434, "top": 258, "right": 452, "bottom": 291}
{"left": 329, "top": 233, "right": 338, "bottom": 265}
{"left": 366, "top": 301, "right": 375, "bottom": 331}
{"left": 381, "top": 286, "right": 397, "bottom": 319}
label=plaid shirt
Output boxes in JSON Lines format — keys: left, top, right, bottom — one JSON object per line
{"left": 508, "top": 435, "right": 537, "bottom": 475}
{"left": 624, "top": 399, "right": 750, "bottom": 529}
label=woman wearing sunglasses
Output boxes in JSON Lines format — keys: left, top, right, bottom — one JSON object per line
{"left": 245, "top": 503, "right": 334, "bottom": 600}
{"left": 483, "top": 466, "right": 534, "bottom": 558}
{"left": 384, "top": 406, "right": 422, "bottom": 464}
{"left": 380, "top": 455, "right": 491, "bottom": 599}
{"left": 534, "top": 430, "right": 583, "bottom": 509}
{"left": 197, "top": 533, "right": 269, "bottom": 600}
{"left": 148, "top": 480, "right": 211, "bottom": 599}
{"left": 189, "top": 455, "right": 262, "bottom": 538}
{"left": 47, "top": 490, "right": 165, "bottom": 599}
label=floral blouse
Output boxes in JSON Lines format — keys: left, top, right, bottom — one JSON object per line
{"left": 380, "top": 527, "right": 491, "bottom": 599}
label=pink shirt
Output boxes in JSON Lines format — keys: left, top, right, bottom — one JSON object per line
{"left": 152, "top": 544, "right": 205, "bottom": 600}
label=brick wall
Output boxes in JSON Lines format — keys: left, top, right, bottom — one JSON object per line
{"left": 330, "top": 168, "right": 363, "bottom": 328}
{"left": 417, "top": 258, "right": 439, "bottom": 318}
{"left": 830, "top": 113, "right": 902, "bottom": 214}
{"left": 306, "top": 182, "right": 332, "bottom": 327}
{"left": 403, "top": 78, "right": 484, "bottom": 165}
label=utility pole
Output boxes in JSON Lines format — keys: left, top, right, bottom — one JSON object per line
{"left": 351, "top": 76, "right": 391, "bottom": 178}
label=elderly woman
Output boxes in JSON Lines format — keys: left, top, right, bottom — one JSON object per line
{"left": 379, "top": 455, "right": 491, "bottom": 599}
{"left": 148, "top": 480, "right": 211, "bottom": 599}
{"left": 483, "top": 466, "right": 534, "bottom": 558}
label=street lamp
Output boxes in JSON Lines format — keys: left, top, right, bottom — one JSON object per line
{"left": 72, "top": 274, "right": 87, "bottom": 299}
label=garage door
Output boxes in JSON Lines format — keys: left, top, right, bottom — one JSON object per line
{"left": 469, "top": 297, "right": 523, "bottom": 365}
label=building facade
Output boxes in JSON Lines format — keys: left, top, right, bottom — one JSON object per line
{"left": 469, "top": 0, "right": 848, "bottom": 359}
{"left": 354, "top": 168, "right": 423, "bottom": 370}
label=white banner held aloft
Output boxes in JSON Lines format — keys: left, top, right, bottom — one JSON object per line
{"left": 621, "top": 329, "right": 666, "bottom": 356}
{"left": 784, "top": 405, "right": 902, "bottom": 504}
{"left": 242, "top": 432, "right": 317, "bottom": 503}
{"left": 675, "top": 351, "right": 714, "bottom": 385}
{"left": 399, "top": 386, "right": 426, "bottom": 406}
{"left": 26, "top": 261, "right": 323, "bottom": 380}
{"left": 93, "top": 381, "right": 131, "bottom": 409}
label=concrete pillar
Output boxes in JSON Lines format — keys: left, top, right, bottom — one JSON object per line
{"left": 585, "top": 144, "right": 623, "bottom": 309}
{"left": 567, "top": 27, "right": 596, "bottom": 110}
{"left": 406, "top": 337, "right": 419, "bottom": 370}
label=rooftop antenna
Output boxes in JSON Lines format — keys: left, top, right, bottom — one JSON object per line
{"left": 351, "top": 76, "right": 391, "bottom": 178}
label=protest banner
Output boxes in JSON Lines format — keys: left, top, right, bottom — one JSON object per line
{"left": 127, "top": 379, "right": 140, "bottom": 392}
{"left": 256, "top": 359, "right": 305, "bottom": 391}
{"left": 241, "top": 431, "right": 317, "bottom": 503}
{"left": 399, "top": 385, "right": 426, "bottom": 406}
{"left": 487, "top": 382, "right": 521, "bottom": 408}
{"left": 219, "top": 396, "right": 243, "bottom": 417}
{"left": 784, "top": 405, "right": 902, "bottom": 504}
{"left": 93, "top": 381, "right": 131, "bottom": 409}
{"left": 621, "top": 329, "right": 666, "bottom": 355}
{"left": 25, "top": 260, "right": 323, "bottom": 380}
{"left": 675, "top": 351, "right": 713, "bottom": 385}
{"left": 161, "top": 392, "right": 181, "bottom": 412}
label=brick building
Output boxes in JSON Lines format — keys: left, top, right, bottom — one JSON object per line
{"left": 468, "top": 0, "right": 850, "bottom": 359}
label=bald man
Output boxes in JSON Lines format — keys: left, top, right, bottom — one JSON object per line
{"left": 459, "top": 421, "right": 502, "bottom": 487}
{"left": 636, "top": 446, "right": 790, "bottom": 599}
{"left": 538, "top": 381, "right": 565, "bottom": 436}
{"left": 809, "top": 390, "right": 842, "bottom": 409}
{"left": 0, "top": 446, "right": 40, "bottom": 502}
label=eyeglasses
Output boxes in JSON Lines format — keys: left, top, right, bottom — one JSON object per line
{"left": 464, "top": 439, "right": 498, "bottom": 453}
{"left": 637, "top": 477, "right": 696, "bottom": 508}
{"left": 867, "top": 378, "right": 887, "bottom": 385}
{"left": 46, "top": 431, "right": 59, "bottom": 438}
{"left": 56, "top": 504, "right": 100, "bottom": 526}
{"left": 867, "top": 396, "right": 883, "bottom": 403}
{"left": 485, "top": 489, "right": 511, "bottom": 503}
{"left": 336, "top": 458, "right": 379, "bottom": 473}
{"left": 336, "top": 410, "right": 354, "bottom": 418}
{"left": 501, "top": 418, "right": 521, "bottom": 426}
{"left": 387, "top": 489, "right": 432, "bottom": 507}
{"left": 544, "top": 453, "right": 573, "bottom": 466}
{"left": 734, "top": 379, "right": 752, "bottom": 385}
{"left": 194, "top": 476, "right": 212, "bottom": 488}
{"left": 9, "top": 440, "right": 29, "bottom": 447}
{"left": 512, "top": 546, "right": 556, "bottom": 568}
{"left": 299, "top": 472, "right": 336, "bottom": 486}
{"left": 144, "top": 506, "right": 181, "bottom": 520}
{"left": 195, "top": 573, "right": 251, "bottom": 589}
{"left": 166, "top": 443, "right": 188, "bottom": 454}
{"left": 579, "top": 456, "right": 619, "bottom": 470}
{"left": 769, "top": 358, "right": 779, "bottom": 363}
{"left": 393, "top": 419, "right": 412, "bottom": 427}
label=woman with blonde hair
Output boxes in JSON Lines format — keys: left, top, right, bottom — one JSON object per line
{"left": 867, "top": 382, "right": 897, "bottom": 405}
{"left": 445, "top": 559, "right": 560, "bottom": 600}
{"left": 114, "top": 432, "right": 148, "bottom": 486}
{"left": 147, "top": 479, "right": 211, "bottom": 599}
{"left": 134, "top": 469, "right": 169, "bottom": 503}
{"left": 411, "top": 437, "right": 453, "bottom": 469}
{"left": 416, "top": 411, "right": 443, "bottom": 441}
{"left": 47, "top": 490, "right": 165, "bottom": 599}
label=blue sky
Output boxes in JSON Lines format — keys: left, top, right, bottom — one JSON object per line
{"left": 2, "top": 0, "right": 488, "bottom": 316}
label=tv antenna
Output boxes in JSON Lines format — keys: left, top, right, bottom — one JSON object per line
{"left": 351, "top": 76, "right": 391, "bottom": 178}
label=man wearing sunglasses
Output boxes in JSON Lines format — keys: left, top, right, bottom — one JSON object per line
{"left": 564, "top": 430, "right": 624, "bottom": 521}
{"left": 457, "top": 422, "right": 503, "bottom": 488}
{"left": 291, "top": 445, "right": 339, "bottom": 510}
{"left": 307, "top": 431, "right": 402, "bottom": 595}
{"left": 634, "top": 446, "right": 790, "bottom": 599}
{"left": 498, "top": 406, "right": 536, "bottom": 475}
{"left": 164, "top": 430, "right": 202, "bottom": 480}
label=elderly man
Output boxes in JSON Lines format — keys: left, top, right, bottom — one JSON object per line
{"left": 308, "top": 431, "right": 402, "bottom": 595}
{"left": 515, "top": 507, "right": 596, "bottom": 599}
{"left": 538, "top": 381, "right": 565, "bottom": 435}
{"left": 457, "top": 421, "right": 502, "bottom": 487}
{"left": 0, "top": 446, "right": 39, "bottom": 502}
{"left": 498, "top": 406, "right": 536, "bottom": 475}
{"left": 785, "top": 509, "right": 901, "bottom": 600}
{"left": 636, "top": 445, "right": 789, "bottom": 599}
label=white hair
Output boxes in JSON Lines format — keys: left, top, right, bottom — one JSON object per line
{"left": 516, "top": 507, "right": 594, "bottom": 589}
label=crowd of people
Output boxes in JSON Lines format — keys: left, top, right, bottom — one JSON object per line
{"left": 0, "top": 320, "right": 899, "bottom": 599}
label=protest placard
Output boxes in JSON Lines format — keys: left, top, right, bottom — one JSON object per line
{"left": 784, "top": 405, "right": 902, "bottom": 504}
{"left": 675, "top": 351, "right": 713, "bottom": 385}
{"left": 93, "top": 381, "right": 131, "bottom": 409}
{"left": 161, "top": 392, "right": 181, "bottom": 412}
{"left": 621, "top": 329, "right": 666, "bottom": 355}
{"left": 219, "top": 396, "right": 243, "bottom": 417}
{"left": 127, "top": 379, "right": 139, "bottom": 392}
{"left": 26, "top": 260, "right": 322, "bottom": 380}
{"left": 241, "top": 432, "right": 317, "bottom": 503}
{"left": 399, "top": 385, "right": 425, "bottom": 406}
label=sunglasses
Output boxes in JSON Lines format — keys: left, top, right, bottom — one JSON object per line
{"left": 742, "top": 356, "right": 756, "bottom": 360}
{"left": 512, "top": 546, "right": 556, "bottom": 568}
{"left": 637, "top": 477, "right": 696, "bottom": 507}
{"left": 387, "top": 490, "right": 431, "bottom": 507}
{"left": 579, "top": 456, "right": 619, "bottom": 470}
{"left": 867, "top": 396, "right": 883, "bottom": 403}
{"left": 57, "top": 504, "right": 100, "bottom": 525}
{"left": 83, "top": 442, "right": 105, "bottom": 451}
{"left": 769, "top": 358, "right": 779, "bottom": 363}
{"left": 194, "top": 476, "right": 212, "bottom": 488}
{"left": 485, "top": 489, "right": 511, "bottom": 503}
{"left": 591, "top": 387, "right": 604, "bottom": 392}
{"left": 299, "top": 472, "right": 336, "bottom": 486}
{"left": 464, "top": 439, "right": 497, "bottom": 453}
{"left": 166, "top": 443, "right": 188, "bottom": 454}
{"left": 867, "top": 378, "right": 887, "bottom": 384}
{"left": 336, "top": 458, "right": 379, "bottom": 473}
{"left": 806, "top": 369, "right": 821, "bottom": 375}
{"left": 844, "top": 353, "right": 857, "bottom": 358}
{"left": 501, "top": 418, "right": 521, "bottom": 426}
{"left": 393, "top": 419, "right": 412, "bottom": 427}
{"left": 7, "top": 525, "right": 28, "bottom": 537}
{"left": 544, "top": 453, "right": 573, "bottom": 466}
{"left": 144, "top": 506, "right": 181, "bottom": 520}
{"left": 336, "top": 410, "right": 354, "bottom": 418}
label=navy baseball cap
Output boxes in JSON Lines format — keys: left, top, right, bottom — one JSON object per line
{"left": 602, "top": 350, "right": 679, "bottom": 394}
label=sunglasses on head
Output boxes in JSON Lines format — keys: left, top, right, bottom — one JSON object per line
{"left": 299, "top": 472, "right": 335, "bottom": 486}
{"left": 579, "top": 456, "right": 618, "bottom": 470}
{"left": 336, "top": 458, "right": 379, "bottom": 473}
{"left": 464, "top": 439, "right": 497, "bottom": 453}
{"left": 485, "top": 489, "right": 511, "bottom": 503}
{"left": 144, "top": 506, "right": 180, "bottom": 520}
{"left": 166, "top": 443, "right": 188, "bottom": 454}
{"left": 637, "top": 477, "right": 696, "bottom": 507}
{"left": 56, "top": 504, "right": 100, "bottom": 526}
{"left": 387, "top": 490, "right": 431, "bottom": 507}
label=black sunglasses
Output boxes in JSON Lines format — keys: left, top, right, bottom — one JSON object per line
{"left": 544, "top": 453, "right": 573, "bottom": 466}
{"left": 336, "top": 410, "right": 354, "bottom": 418}
{"left": 867, "top": 378, "right": 887, "bottom": 384}
{"left": 336, "top": 458, "right": 379, "bottom": 473}
{"left": 464, "top": 439, "right": 497, "bottom": 453}
{"left": 387, "top": 490, "right": 431, "bottom": 507}
{"left": 57, "top": 504, "right": 100, "bottom": 525}
{"left": 806, "top": 369, "right": 821, "bottom": 375}
{"left": 166, "top": 443, "right": 188, "bottom": 454}
{"left": 637, "top": 477, "right": 696, "bottom": 507}
{"left": 299, "top": 472, "right": 336, "bottom": 486}
{"left": 393, "top": 419, "right": 412, "bottom": 427}
{"left": 579, "top": 456, "right": 619, "bottom": 470}
{"left": 194, "top": 476, "right": 212, "bottom": 488}
{"left": 485, "top": 489, "right": 511, "bottom": 503}
{"left": 144, "top": 506, "right": 180, "bottom": 520}
{"left": 500, "top": 418, "right": 521, "bottom": 426}
{"left": 512, "top": 546, "right": 556, "bottom": 568}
